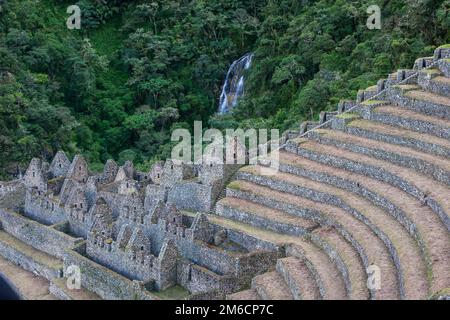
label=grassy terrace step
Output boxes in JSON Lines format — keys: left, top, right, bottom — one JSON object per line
{"left": 277, "top": 151, "right": 450, "bottom": 297}
{"left": 295, "top": 138, "right": 450, "bottom": 228}
{"left": 285, "top": 241, "right": 347, "bottom": 300}
{"left": 239, "top": 164, "right": 426, "bottom": 299}
{"left": 346, "top": 119, "right": 450, "bottom": 158}
{"left": 312, "top": 227, "right": 369, "bottom": 299}
{"left": 432, "top": 76, "right": 450, "bottom": 87}
{"left": 201, "top": 213, "right": 348, "bottom": 299}
{"left": 228, "top": 179, "right": 399, "bottom": 300}
{"left": 370, "top": 105, "right": 450, "bottom": 139}
{"left": 218, "top": 195, "right": 364, "bottom": 299}
{"left": 0, "top": 255, "right": 56, "bottom": 300}
{"left": 424, "top": 76, "right": 450, "bottom": 98}
{"left": 406, "top": 89, "right": 450, "bottom": 107}
{"left": 394, "top": 87, "right": 450, "bottom": 120}
{"left": 276, "top": 257, "right": 321, "bottom": 300}
{"left": 0, "top": 230, "right": 63, "bottom": 281}
{"left": 226, "top": 183, "right": 371, "bottom": 300}
{"left": 252, "top": 271, "right": 293, "bottom": 300}
{"left": 226, "top": 289, "right": 260, "bottom": 300}
{"left": 310, "top": 129, "right": 450, "bottom": 186}
{"left": 50, "top": 278, "right": 101, "bottom": 300}
{"left": 291, "top": 140, "right": 450, "bottom": 296}
{"left": 217, "top": 197, "right": 319, "bottom": 236}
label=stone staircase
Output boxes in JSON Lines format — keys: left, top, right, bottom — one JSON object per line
{"left": 211, "top": 165, "right": 243, "bottom": 213}
{"left": 221, "top": 45, "right": 450, "bottom": 300}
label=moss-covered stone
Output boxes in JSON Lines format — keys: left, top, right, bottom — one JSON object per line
{"left": 361, "top": 100, "right": 386, "bottom": 106}
{"left": 429, "top": 287, "right": 450, "bottom": 300}
{"left": 393, "top": 84, "right": 419, "bottom": 91}
{"left": 228, "top": 181, "right": 242, "bottom": 190}
{"left": 149, "top": 285, "right": 190, "bottom": 300}
{"left": 335, "top": 112, "right": 360, "bottom": 120}
{"left": 422, "top": 68, "right": 441, "bottom": 75}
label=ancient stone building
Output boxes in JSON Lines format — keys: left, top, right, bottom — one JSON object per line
{"left": 0, "top": 45, "right": 450, "bottom": 300}
{"left": 23, "top": 158, "right": 47, "bottom": 191}
{"left": 49, "top": 151, "right": 71, "bottom": 179}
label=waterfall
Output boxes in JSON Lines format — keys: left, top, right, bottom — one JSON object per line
{"left": 218, "top": 53, "right": 254, "bottom": 114}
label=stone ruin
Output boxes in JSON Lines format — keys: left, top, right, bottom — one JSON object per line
{"left": 1, "top": 45, "right": 450, "bottom": 300}
{"left": 0, "top": 150, "right": 278, "bottom": 299}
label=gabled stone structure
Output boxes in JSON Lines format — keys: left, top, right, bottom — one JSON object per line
{"left": 66, "top": 155, "right": 89, "bottom": 183}
{"left": 23, "top": 158, "right": 47, "bottom": 191}
{"left": 161, "top": 159, "right": 194, "bottom": 187}
{"left": 122, "top": 161, "right": 135, "bottom": 180}
{"left": 0, "top": 149, "right": 282, "bottom": 299}
{"left": 149, "top": 161, "right": 164, "bottom": 184}
{"left": 120, "top": 193, "right": 145, "bottom": 225}
{"left": 199, "top": 154, "right": 236, "bottom": 186}
{"left": 101, "top": 159, "right": 119, "bottom": 184}
{"left": 48, "top": 151, "right": 71, "bottom": 178}
{"left": 118, "top": 179, "right": 139, "bottom": 196}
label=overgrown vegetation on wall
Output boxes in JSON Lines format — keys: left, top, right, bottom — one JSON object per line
{"left": 0, "top": 0, "right": 448, "bottom": 178}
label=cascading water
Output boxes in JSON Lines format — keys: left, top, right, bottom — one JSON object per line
{"left": 218, "top": 53, "right": 254, "bottom": 114}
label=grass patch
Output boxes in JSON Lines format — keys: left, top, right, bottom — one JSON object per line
{"left": 150, "top": 285, "right": 190, "bottom": 300}
{"left": 228, "top": 181, "right": 242, "bottom": 191}
{"left": 365, "top": 85, "right": 378, "bottom": 91}
{"left": 393, "top": 84, "right": 419, "bottom": 91}
{"left": 239, "top": 166, "right": 257, "bottom": 174}
{"left": 361, "top": 100, "right": 386, "bottom": 106}
{"left": 292, "top": 137, "right": 308, "bottom": 144}
{"left": 430, "top": 287, "right": 450, "bottom": 299}
{"left": 346, "top": 119, "right": 370, "bottom": 128}
{"left": 336, "top": 112, "right": 360, "bottom": 119}
{"left": 422, "top": 68, "right": 441, "bottom": 75}
{"left": 89, "top": 16, "right": 124, "bottom": 56}
{"left": 88, "top": 16, "right": 129, "bottom": 89}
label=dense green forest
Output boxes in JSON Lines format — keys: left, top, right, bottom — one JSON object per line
{"left": 0, "top": 0, "right": 449, "bottom": 178}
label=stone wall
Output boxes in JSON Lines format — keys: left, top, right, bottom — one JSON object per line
{"left": 23, "top": 158, "right": 47, "bottom": 191}
{"left": 1, "top": 151, "right": 282, "bottom": 299}
{"left": 24, "top": 189, "right": 67, "bottom": 226}
{"left": 0, "top": 232, "right": 63, "bottom": 281}
{"left": 0, "top": 180, "right": 23, "bottom": 198}
{"left": 177, "top": 238, "right": 276, "bottom": 280}
{"left": 0, "top": 209, "right": 82, "bottom": 259}
{"left": 226, "top": 228, "right": 279, "bottom": 253}
{"left": 167, "top": 182, "right": 219, "bottom": 212}
{"left": 63, "top": 242, "right": 157, "bottom": 300}
{"left": 86, "top": 239, "right": 157, "bottom": 283}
